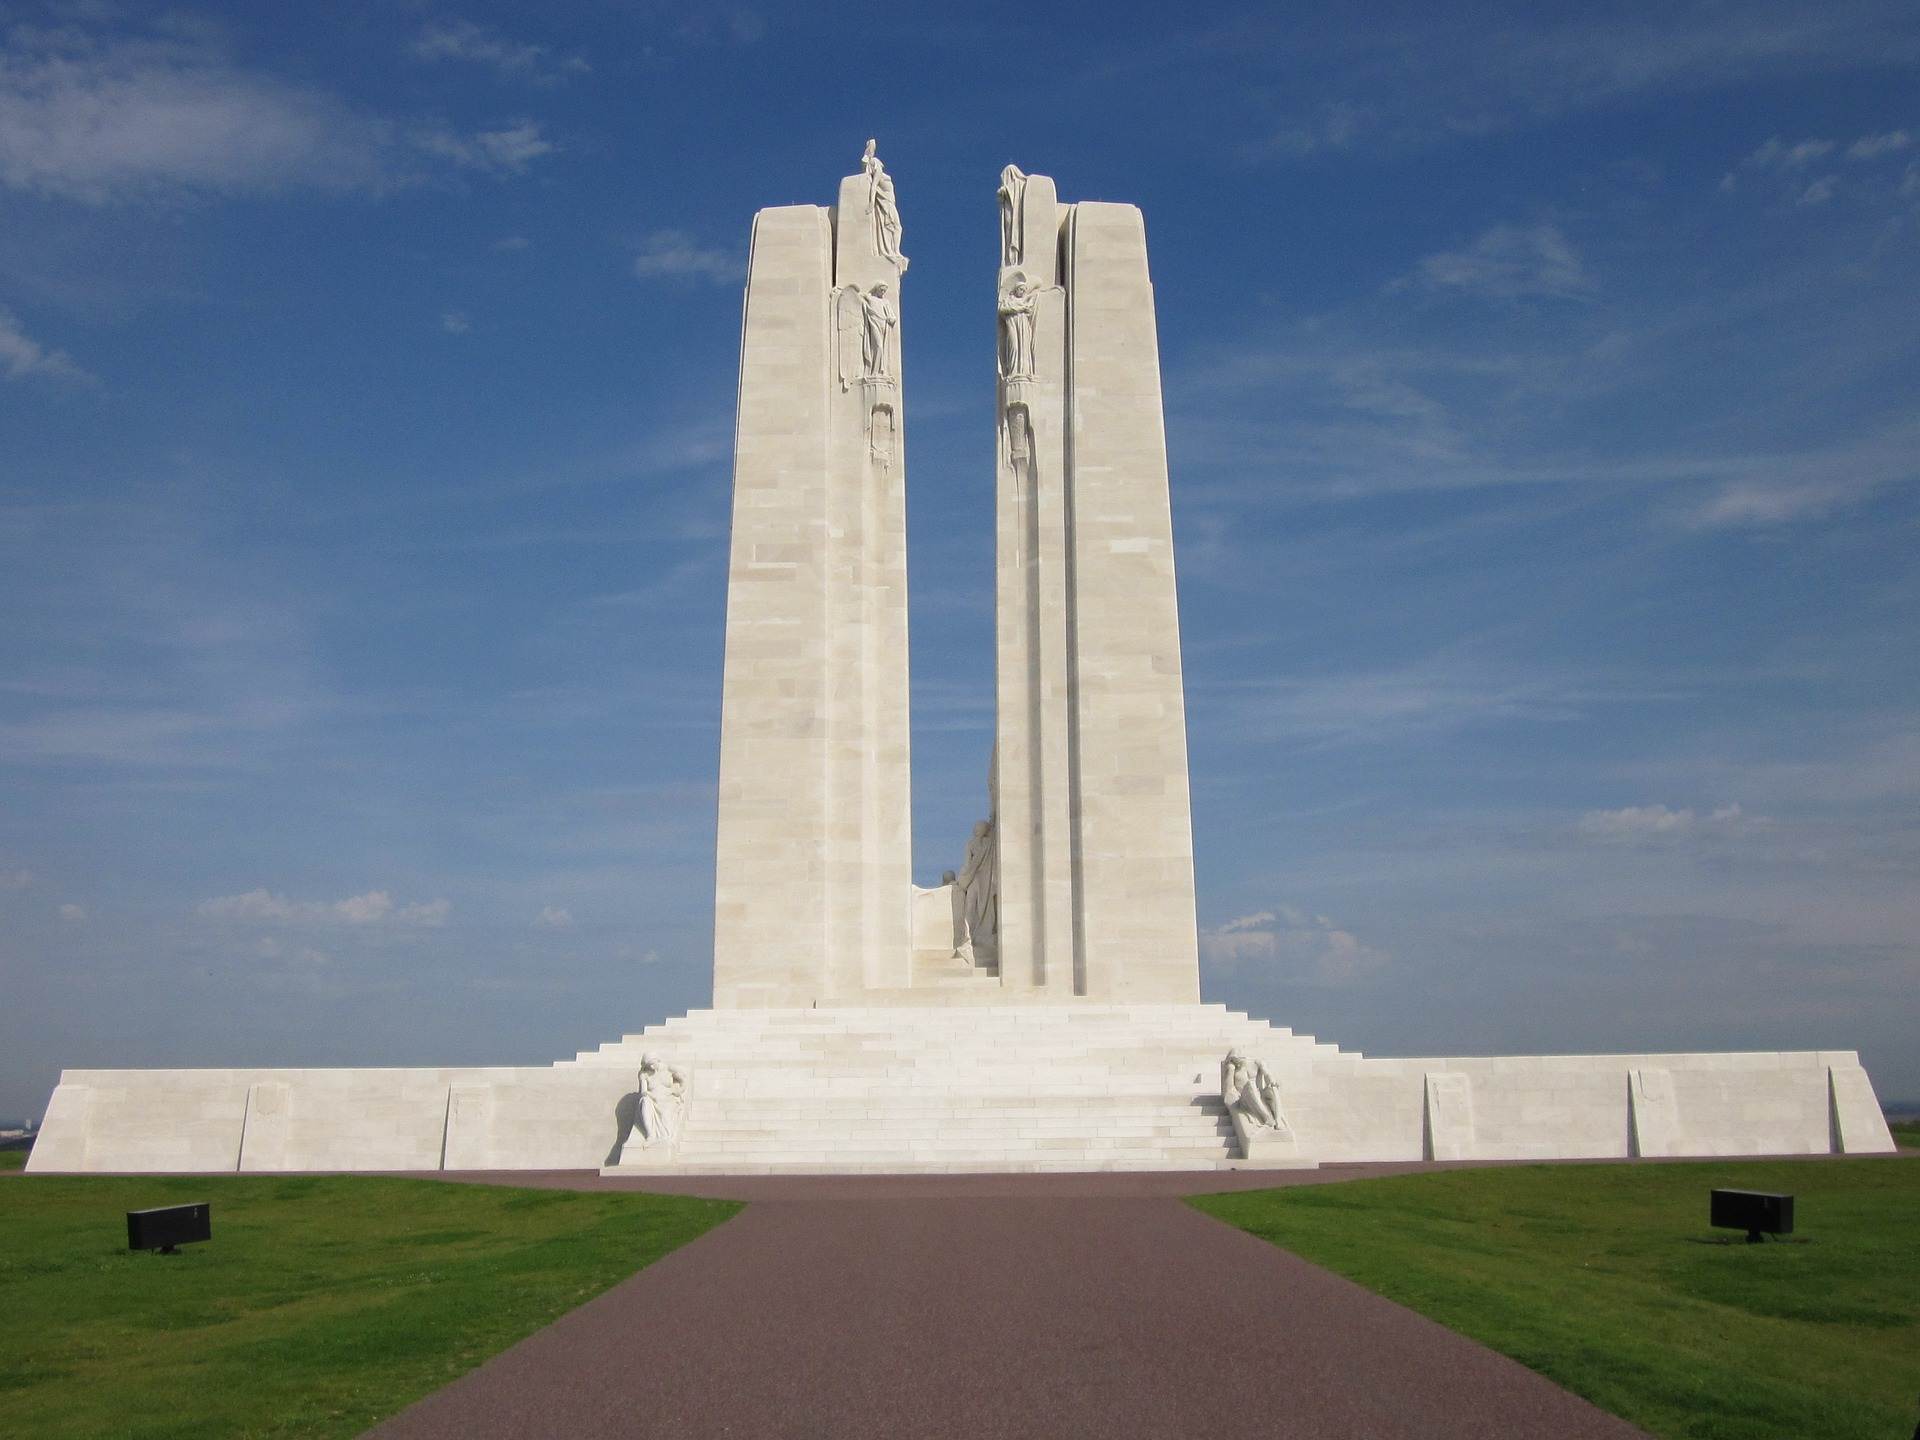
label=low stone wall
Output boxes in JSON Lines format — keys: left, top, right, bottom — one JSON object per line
{"left": 27, "top": 1065, "right": 633, "bottom": 1174}
{"left": 25, "top": 1007, "right": 1898, "bottom": 1174}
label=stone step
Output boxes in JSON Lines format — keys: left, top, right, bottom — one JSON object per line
{"left": 575, "top": 1036, "right": 1328, "bottom": 1058}
{"left": 676, "top": 1147, "right": 1234, "bottom": 1163}
{"left": 851, "top": 1113, "right": 1218, "bottom": 1122}
{"left": 571, "top": 1006, "right": 1337, "bottom": 1172}
{"left": 911, "top": 955, "right": 999, "bottom": 980}
{"left": 684, "top": 1134, "right": 1235, "bottom": 1145}
{"left": 581, "top": 1017, "right": 1312, "bottom": 1039}
{"left": 606, "top": 1157, "right": 1283, "bottom": 1176}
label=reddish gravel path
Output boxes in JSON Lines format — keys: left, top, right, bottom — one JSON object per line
{"left": 363, "top": 1168, "right": 1648, "bottom": 1440}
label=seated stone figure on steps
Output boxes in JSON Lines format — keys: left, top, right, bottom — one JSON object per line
{"left": 624, "top": 1053, "right": 689, "bottom": 1157}
{"left": 1221, "top": 1049, "right": 1288, "bottom": 1133}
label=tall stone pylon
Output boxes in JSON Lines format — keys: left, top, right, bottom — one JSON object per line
{"left": 712, "top": 143, "right": 913, "bottom": 1007}
{"left": 989, "top": 169, "right": 1202, "bottom": 1002}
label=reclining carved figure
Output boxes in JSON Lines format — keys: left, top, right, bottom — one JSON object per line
{"left": 1221, "top": 1049, "right": 1288, "bottom": 1134}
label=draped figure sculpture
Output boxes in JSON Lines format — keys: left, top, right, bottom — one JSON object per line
{"left": 1220, "top": 1049, "right": 1287, "bottom": 1134}
{"left": 998, "top": 268, "right": 1039, "bottom": 380}
{"left": 957, "top": 818, "right": 998, "bottom": 965}
{"left": 941, "top": 868, "right": 976, "bottom": 964}
{"left": 627, "top": 1053, "right": 689, "bottom": 1154}
{"left": 998, "top": 163, "right": 1027, "bottom": 268}
{"left": 862, "top": 140, "right": 908, "bottom": 273}
{"left": 860, "top": 281, "right": 898, "bottom": 380}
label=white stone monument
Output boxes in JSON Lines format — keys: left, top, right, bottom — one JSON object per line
{"left": 989, "top": 177, "right": 1201, "bottom": 1003}
{"left": 711, "top": 144, "right": 914, "bottom": 1007}
{"left": 26, "top": 149, "right": 1898, "bottom": 1175}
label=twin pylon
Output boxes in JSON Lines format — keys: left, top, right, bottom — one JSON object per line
{"left": 713, "top": 148, "right": 1200, "bottom": 1008}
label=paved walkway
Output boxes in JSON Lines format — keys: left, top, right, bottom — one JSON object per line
{"left": 365, "top": 1168, "right": 1648, "bottom": 1439}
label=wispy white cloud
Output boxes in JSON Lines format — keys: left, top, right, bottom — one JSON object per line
{"left": 0, "top": 28, "right": 385, "bottom": 201}
{"left": 441, "top": 310, "right": 471, "bottom": 334}
{"left": 1677, "top": 419, "right": 1920, "bottom": 528}
{"left": 0, "top": 496, "right": 320, "bottom": 769}
{"left": 1578, "top": 803, "right": 1763, "bottom": 845}
{"left": 0, "top": 700, "right": 300, "bottom": 766}
{"left": 1227, "top": 4, "right": 1920, "bottom": 158}
{"left": 1728, "top": 137, "right": 1846, "bottom": 207}
{"left": 1685, "top": 479, "right": 1823, "bottom": 526}
{"left": 1203, "top": 910, "right": 1280, "bottom": 962}
{"left": 1410, "top": 224, "right": 1595, "bottom": 302}
{"left": 1674, "top": 726, "right": 1920, "bottom": 809}
{"left": 57, "top": 902, "right": 86, "bottom": 921}
{"left": 632, "top": 230, "right": 743, "bottom": 284}
{"left": 1248, "top": 102, "right": 1374, "bottom": 159}
{"left": 1179, "top": 365, "right": 1918, "bottom": 517}
{"left": 413, "top": 22, "right": 587, "bottom": 81}
{"left": 257, "top": 937, "right": 331, "bottom": 965}
{"left": 1745, "top": 136, "right": 1836, "bottom": 170}
{"left": 1722, "top": 126, "right": 1919, "bottom": 200}
{"left": 0, "top": 25, "right": 556, "bottom": 203}
{"left": 535, "top": 905, "right": 574, "bottom": 927}
{"left": 1795, "top": 175, "right": 1838, "bottom": 206}
{"left": 1195, "top": 660, "right": 1630, "bottom": 749}
{"left": 1173, "top": 183, "right": 1920, "bottom": 525}
{"left": 0, "top": 306, "right": 87, "bottom": 381}
{"left": 1847, "top": 129, "right": 1913, "bottom": 161}
{"left": 414, "top": 121, "right": 552, "bottom": 175}
{"left": 672, "top": 4, "right": 767, "bottom": 45}
{"left": 199, "top": 888, "right": 450, "bottom": 926}
{"left": 1201, "top": 906, "right": 1388, "bottom": 983}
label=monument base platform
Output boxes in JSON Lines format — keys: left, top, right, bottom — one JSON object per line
{"left": 26, "top": 1004, "right": 1897, "bottom": 1174}
{"left": 599, "top": 1156, "right": 1318, "bottom": 1177}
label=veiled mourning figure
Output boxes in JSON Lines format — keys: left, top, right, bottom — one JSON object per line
{"left": 860, "top": 281, "right": 898, "bottom": 380}
{"left": 998, "top": 163, "right": 1028, "bottom": 267}
{"left": 862, "top": 140, "right": 907, "bottom": 273}
{"left": 1220, "top": 1049, "right": 1287, "bottom": 1133}
{"left": 957, "top": 818, "right": 997, "bottom": 962}
{"left": 631, "top": 1052, "right": 689, "bottom": 1151}
{"left": 998, "top": 268, "right": 1039, "bottom": 380}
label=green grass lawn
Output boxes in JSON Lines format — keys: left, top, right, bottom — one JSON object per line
{"left": 1891, "top": 1118, "right": 1920, "bottom": 1150}
{"left": 0, "top": 1150, "right": 24, "bottom": 1172}
{"left": 0, "top": 1173, "right": 740, "bottom": 1439}
{"left": 1192, "top": 1157, "right": 1920, "bottom": 1440}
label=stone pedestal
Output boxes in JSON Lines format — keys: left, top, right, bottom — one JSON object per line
{"left": 1228, "top": 1110, "right": 1315, "bottom": 1168}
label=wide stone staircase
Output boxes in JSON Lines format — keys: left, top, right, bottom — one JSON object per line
{"left": 560, "top": 1004, "right": 1341, "bottom": 1173}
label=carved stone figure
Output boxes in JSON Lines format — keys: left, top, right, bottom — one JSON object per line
{"left": 998, "top": 267, "right": 1039, "bottom": 380}
{"left": 860, "top": 281, "right": 898, "bottom": 380}
{"left": 868, "top": 400, "right": 896, "bottom": 464}
{"left": 1220, "top": 1049, "right": 1287, "bottom": 1133}
{"left": 941, "top": 868, "right": 977, "bottom": 965}
{"left": 834, "top": 286, "right": 863, "bottom": 390}
{"left": 862, "top": 140, "right": 907, "bottom": 273}
{"left": 998, "top": 164, "right": 1027, "bottom": 268}
{"left": 1006, "top": 401, "right": 1032, "bottom": 472}
{"left": 958, "top": 817, "right": 998, "bottom": 962}
{"left": 630, "top": 1052, "right": 688, "bottom": 1152}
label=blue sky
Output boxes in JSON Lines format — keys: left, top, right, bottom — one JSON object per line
{"left": 3, "top": 0, "right": 1917, "bottom": 1123}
